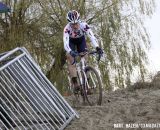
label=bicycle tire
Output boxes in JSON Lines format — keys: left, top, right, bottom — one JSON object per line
{"left": 82, "top": 66, "right": 103, "bottom": 105}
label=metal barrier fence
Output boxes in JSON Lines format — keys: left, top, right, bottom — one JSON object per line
{"left": 0, "top": 47, "right": 79, "bottom": 130}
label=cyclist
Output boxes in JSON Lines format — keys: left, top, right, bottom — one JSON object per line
{"left": 63, "top": 10, "right": 103, "bottom": 94}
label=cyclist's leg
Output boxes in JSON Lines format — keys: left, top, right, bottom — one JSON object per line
{"left": 68, "top": 36, "right": 87, "bottom": 74}
{"left": 66, "top": 53, "right": 77, "bottom": 79}
{"left": 66, "top": 40, "right": 79, "bottom": 93}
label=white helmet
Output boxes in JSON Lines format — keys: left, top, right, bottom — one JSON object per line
{"left": 66, "top": 10, "right": 80, "bottom": 24}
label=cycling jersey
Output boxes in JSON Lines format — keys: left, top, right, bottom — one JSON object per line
{"left": 63, "top": 22, "right": 99, "bottom": 53}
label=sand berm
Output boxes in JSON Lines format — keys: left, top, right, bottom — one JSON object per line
{"left": 64, "top": 75, "right": 160, "bottom": 130}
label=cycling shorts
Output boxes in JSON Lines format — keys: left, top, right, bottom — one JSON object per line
{"left": 69, "top": 36, "right": 87, "bottom": 53}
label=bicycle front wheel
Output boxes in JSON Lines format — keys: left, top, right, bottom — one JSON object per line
{"left": 83, "top": 66, "right": 103, "bottom": 105}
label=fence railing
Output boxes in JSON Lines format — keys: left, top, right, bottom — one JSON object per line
{"left": 0, "top": 47, "right": 79, "bottom": 130}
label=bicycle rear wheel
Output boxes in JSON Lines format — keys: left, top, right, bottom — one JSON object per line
{"left": 83, "top": 66, "right": 103, "bottom": 105}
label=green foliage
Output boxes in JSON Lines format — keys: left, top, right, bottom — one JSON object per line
{"left": 0, "top": 0, "right": 156, "bottom": 91}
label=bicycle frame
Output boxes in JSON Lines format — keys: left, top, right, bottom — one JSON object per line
{"left": 76, "top": 55, "right": 96, "bottom": 90}
{"left": 68, "top": 50, "right": 103, "bottom": 105}
{"left": 76, "top": 56, "right": 86, "bottom": 87}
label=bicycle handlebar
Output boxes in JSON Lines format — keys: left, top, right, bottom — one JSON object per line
{"left": 71, "top": 50, "right": 102, "bottom": 65}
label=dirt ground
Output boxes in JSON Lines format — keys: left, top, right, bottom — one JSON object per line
{"left": 64, "top": 81, "right": 160, "bottom": 130}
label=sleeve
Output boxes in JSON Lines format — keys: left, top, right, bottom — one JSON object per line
{"left": 83, "top": 23, "right": 99, "bottom": 48}
{"left": 63, "top": 26, "right": 71, "bottom": 53}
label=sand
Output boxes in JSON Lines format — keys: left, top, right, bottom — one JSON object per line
{"left": 64, "top": 83, "right": 160, "bottom": 130}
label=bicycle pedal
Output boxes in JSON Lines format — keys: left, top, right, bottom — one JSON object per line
{"left": 87, "top": 90, "right": 93, "bottom": 95}
{"left": 73, "top": 87, "right": 80, "bottom": 94}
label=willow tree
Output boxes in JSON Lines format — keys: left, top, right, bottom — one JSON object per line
{"left": 31, "top": 0, "right": 90, "bottom": 92}
{"left": 42, "top": 0, "right": 156, "bottom": 90}
{"left": 71, "top": 0, "right": 155, "bottom": 89}
{"left": 84, "top": 0, "right": 156, "bottom": 89}
{"left": 0, "top": 0, "right": 156, "bottom": 92}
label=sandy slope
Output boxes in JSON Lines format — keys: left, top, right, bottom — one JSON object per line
{"left": 64, "top": 83, "right": 160, "bottom": 130}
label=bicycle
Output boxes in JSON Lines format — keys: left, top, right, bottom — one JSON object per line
{"left": 70, "top": 50, "right": 103, "bottom": 106}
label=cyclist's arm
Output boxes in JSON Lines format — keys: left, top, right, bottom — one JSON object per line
{"left": 83, "top": 23, "right": 99, "bottom": 48}
{"left": 63, "top": 26, "right": 71, "bottom": 53}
